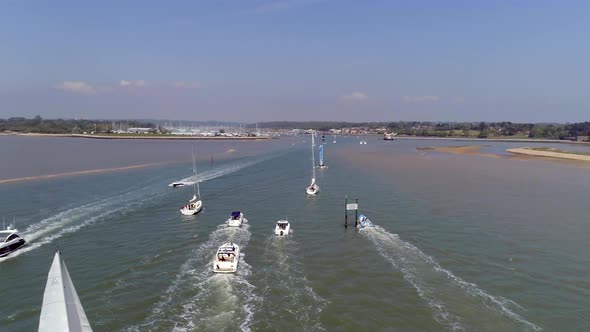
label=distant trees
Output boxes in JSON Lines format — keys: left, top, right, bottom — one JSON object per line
{"left": 0, "top": 117, "right": 155, "bottom": 134}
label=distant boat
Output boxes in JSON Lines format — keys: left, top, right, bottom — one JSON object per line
{"left": 169, "top": 182, "right": 185, "bottom": 188}
{"left": 306, "top": 131, "right": 319, "bottom": 195}
{"left": 317, "top": 144, "right": 328, "bottom": 169}
{"left": 180, "top": 147, "right": 203, "bottom": 215}
{"left": 0, "top": 222, "right": 26, "bottom": 257}
{"left": 213, "top": 242, "right": 240, "bottom": 273}
{"left": 39, "top": 251, "right": 92, "bottom": 332}
{"left": 384, "top": 132, "right": 396, "bottom": 140}
{"left": 333, "top": 135, "right": 336, "bottom": 143}
{"left": 357, "top": 214, "right": 375, "bottom": 228}
{"left": 227, "top": 211, "right": 244, "bottom": 227}
{"left": 275, "top": 220, "right": 291, "bottom": 236}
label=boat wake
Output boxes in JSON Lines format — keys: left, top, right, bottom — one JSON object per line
{"left": 1, "top": 155, "right": 268, "bottom": 263}
{"left": 129, "top": 224, "right": 260, "bottom": 332}
{"left": 252, "top": 235, "right": 326, "bottom": 331}
{"left": 360, "top": 226, "right": 541, "bottom": 332}
{"left": 169, "top": 156, "right": 268, "bottom": 187}
{"left": 0, "top": 186, "right": 162, "bottom": 263}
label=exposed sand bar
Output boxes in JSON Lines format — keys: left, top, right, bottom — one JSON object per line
{"left": 0, "top": 162, "right": 169, "bottom": 185}
{"left": 417, "top": 145, "right": 500, "bottom": 158}
{"left": 507, "top": 148, "right": 590, "bottom": 162}
{"left": 397, "top": 136, "right": 589, "bottom": 145}
{"left": 1, "top": 133, "right": 270, "bottom": 140}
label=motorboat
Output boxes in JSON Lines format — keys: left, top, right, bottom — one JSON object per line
{"left": 39, "top": 250, "right": 92, "bottom": 332}
{"left": 0, "top": 224, "right": 26, "bottom": 257}
{"left": 213, "top": 242, "right": 240, "bottom": 273}
{"left": 357, "top": 214, "right": 375, "bottom": 228}
{"left": 275, "top": 220, "right": 291, "bottom": 236}
{"left": 169, "top": 182, "right": 185, "bottom": 188}
{"left": 227, "top": 211, "right": 244, "bottom": 227}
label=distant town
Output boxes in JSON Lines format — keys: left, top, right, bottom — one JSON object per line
{"left": 1, "top": 116, "right": 589, "bottom": 142}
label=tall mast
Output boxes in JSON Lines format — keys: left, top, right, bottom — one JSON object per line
{"left": 192, "top": 146, "right": 200, "bottom": 198}
{"left": 311, "top": 131, "right": 316, "bottom": 180}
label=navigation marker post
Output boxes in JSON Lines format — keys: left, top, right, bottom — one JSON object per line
{"left": 345, "top": 196, "right": 359, "bottom": 228}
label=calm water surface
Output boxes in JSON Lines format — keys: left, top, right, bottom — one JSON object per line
{"left": 1, "top": 136, "right": 589, "bottom": 331}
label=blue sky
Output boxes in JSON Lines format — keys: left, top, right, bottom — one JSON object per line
{"left": 1, "top": 0, "right": 588, "bottom": 122}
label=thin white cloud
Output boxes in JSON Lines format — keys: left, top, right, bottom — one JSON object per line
{"left": 119, "top": 80, "right": 146, "bottom": 87}
{"left": 55, "top": 81, "right": 96, "bottom": 95}
{"left": 342, "top": 91, "right": 368, "bottom": 102}
{"left": 402, "top": 95, "right": 440, "bottom": 104}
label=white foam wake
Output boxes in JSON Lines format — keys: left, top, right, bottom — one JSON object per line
{"left": 254, "top": 235, "right": 326, "bottom": 331}
{"left": 0, "top": 186, "right": 160, "bottom": 263}
{"left": 169, "top": 155, "right": 270, "bottom": 187}
{"left": 129, "top": 224, "right": 260, "bottom": 332}
{"left": 360, "top": 226, "right": 541, "bottom": 331}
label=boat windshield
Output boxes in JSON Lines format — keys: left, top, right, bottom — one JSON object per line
{"left": 230, "top": 211, "right": 241, "bottom": 219}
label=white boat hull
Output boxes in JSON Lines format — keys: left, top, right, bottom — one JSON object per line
{"left": 306, "top": 185, "right": 319, "bottom": 195}
{"left": 180, "top": 200, "right": 202, "bottom": 215}
{"left": 227, "top": 218, "right": 243, "bottom": 227}
{"left": 227, "top": 212, "right": 244, "bottom": 227}
{"left": 213, "top": 242, "right": 240, "bottom": 273}
{"left": 275, "top": 221, "right": 290, "bottom": 236}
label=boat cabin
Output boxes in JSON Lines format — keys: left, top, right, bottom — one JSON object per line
{"left": 230, "top": 211, "right": 241, "bottom": 220}
{"left": 276, "top": 221, "right": 289, "bottom": 230}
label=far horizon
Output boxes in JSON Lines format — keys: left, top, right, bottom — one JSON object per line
{"left": 1, "top": 1, "right": 588, "bottom": 122}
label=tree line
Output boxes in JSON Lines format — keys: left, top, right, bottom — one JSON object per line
{"left": 0, "top": 116, "right": 155, "bottom": 134}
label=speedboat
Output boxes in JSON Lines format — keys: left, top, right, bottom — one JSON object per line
{"left": 357, "top": 214, "right": 375, "bottom": 228}
{"left": 275, "top": 220, "right": 291, "bottom": 236}
{"left": 0, "top": 224, "right": 26, "bottom": 257}
{"left": 169, "top": 182, "right": 185, "bottom": 188}
{"left": 213, "top": 242, "right": 240, "bottom": 273}
{"left": 180, "top": 195, "right": 202, "bottom": 215}
{"left": 227, "top": 211, "right": 244, "bottom": 227}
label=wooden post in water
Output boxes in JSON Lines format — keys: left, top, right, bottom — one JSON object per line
{"left": 344, "top": 196, "right": 348, "bottom": 228}
{"left": 355, "top": 198, "right": 359, "bottom": 227}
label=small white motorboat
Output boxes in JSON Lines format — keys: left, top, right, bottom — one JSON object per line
{"left": 227, "top": 211, "right": 244, "bottom": 227}
{"left": 275, "top": 220, "right": 291, "bottom": 236}
{"left": 0, "top": 224, "right": 26, "bottom": 257}
{"left": 357, "top": 214, "right": 375, "bottom": 228}
{"left": 213, "top": 242, "right": 240, "bottom": 273}
{"left": 169, "top": 182, "right": 186, "bottom": 188}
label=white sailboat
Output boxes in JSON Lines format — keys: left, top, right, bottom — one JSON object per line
{"left": 39, "top": 250, "right": 92, "bottom": 332}
{"left": 317, "top": 144, "right": 327, "bottom": 169}
{"left": 180, "top": 148, "right": 203, "bottom": 215}
{"left": 306, "top": 130, "right": 319, "bottom": 195}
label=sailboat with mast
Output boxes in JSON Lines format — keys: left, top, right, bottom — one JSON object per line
{"left": 38, "top": 250, "right": 92, "bottom": 332}
{"left": 317, "top": 144, "right": 327, "bottom": 169}
{"left": 180, "top": 148, "right": 203, "bottom": 215}
{"left": 306, "top": 130, "right": 320, "bottom": 195}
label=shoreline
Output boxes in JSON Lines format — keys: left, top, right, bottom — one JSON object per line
{"left": 396, "top": 136, "right": 589, "bottom": 145}
{"left": 506, "top": 148, "right": 590, "bottom": 162}
{"left": 0, "top": 133, "right": 271, "bottom": 140}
